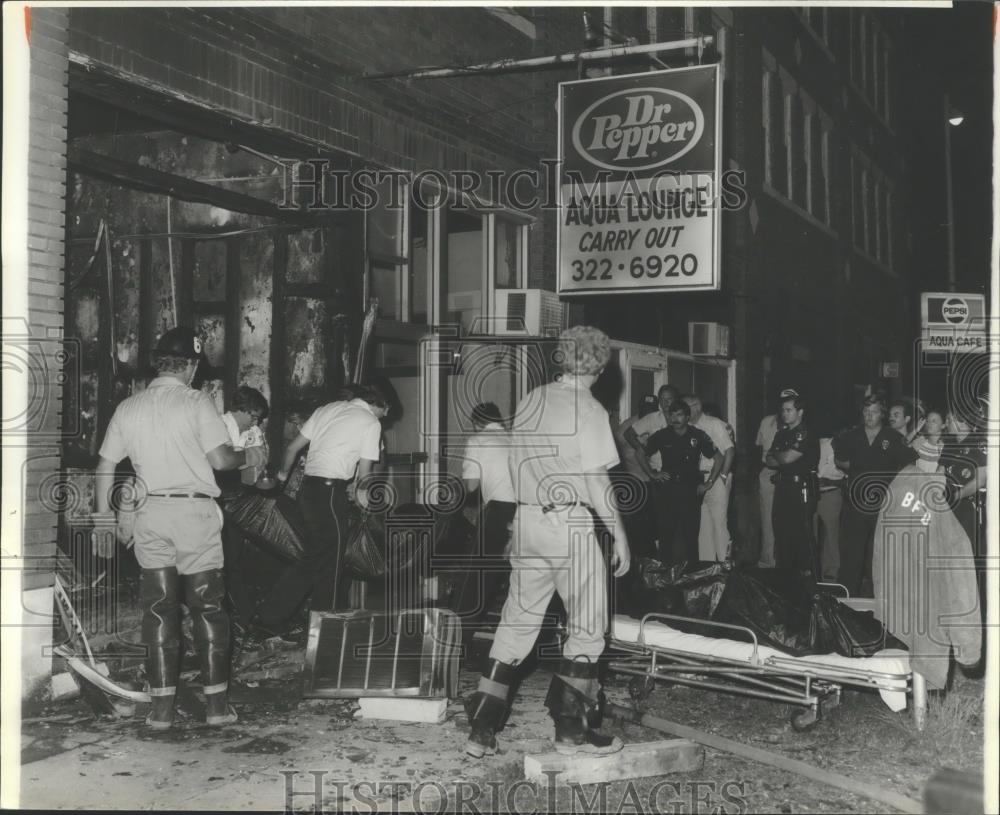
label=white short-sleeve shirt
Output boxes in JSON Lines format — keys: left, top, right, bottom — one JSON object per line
{"left": 630, "top": 409, "right": 667, "bottom": 439}
{"left": 817, "top": 437, "right": 847, "bottom": 481}
{"left": 462, "top": 423, "right": 516, "bottom": 503}
{"left": 300, "top": 399, "right": 382, "bottom": 480}
{"left": 508, "top": 379, "right": 619, "bottom": 505}
{"left": 692, "top": 414, "right": 734, "bottom": 473}
{"left": 98, "top": 377, "right": 231, "bottom": 496}
{"left": 626, "top": 409, "right": 668, "bottom": 472}
{"left": 755, "top": 415, "right": 779, "bottom": 464}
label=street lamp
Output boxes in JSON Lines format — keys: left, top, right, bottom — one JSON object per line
{"left": 943, "top": 92, "right": 964, "bottom": 291}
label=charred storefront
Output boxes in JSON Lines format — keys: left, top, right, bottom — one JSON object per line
{"left": 10, "top": 1, "right": 971, "bottom": 697}
{"left": 4, "top": 7, "right": 992, "bottom": 812}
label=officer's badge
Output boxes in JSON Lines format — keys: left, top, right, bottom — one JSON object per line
{"left": 690, "top": 437, "right": 698, "bottom": 448}
{"left": 795, "top": 431, "right": 804, "bottom": 441}
{"left": 193, "top": 337, "right": 203, "bottom": 355}
{"left": 881, "top": 439, "right": 889, "bottom": 451}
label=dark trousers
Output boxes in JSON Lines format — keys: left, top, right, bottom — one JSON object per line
{"left": 454, "top": 500, "right": 516, "bottom": 622}
{"left": 953, "top": 499, "right": 981, "bottom": 556}
{"left": 220, "top": 511, "right": 255, "bottom": 624}
{"left": 772, "top": 482, "right": 818, "bottom": 577}
{"left": 255, "top": 477, "right": 349, "bottom": 627}
{"left": 953, "top": 497, "right": 987, "bottom": 620}
{"left": 621, "top": 481, "right": 656, "bottom": 558}
{"left": 838, "top": 502, "right": 878, "bottom": 597}
{"left": 650, "top": 481, "right": 700, "bottom": 566}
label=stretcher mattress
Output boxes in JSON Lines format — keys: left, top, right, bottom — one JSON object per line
{"left": 610, "top": 614, "right": 910, "bottom": 711}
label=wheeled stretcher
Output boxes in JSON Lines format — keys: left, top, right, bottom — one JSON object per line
{"left": 608, "top": 603, "right": 927, "bottom": 731}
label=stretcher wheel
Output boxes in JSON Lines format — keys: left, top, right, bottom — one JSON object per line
{"left": 628, "top": 676, "right": 655, "bottom": 702}
{"left": 790, "top": 706, "right": 820, "bottom": 732}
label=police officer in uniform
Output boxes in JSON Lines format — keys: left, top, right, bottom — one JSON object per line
{"left": 940, "top": 406, "right": 988, "bottom": 556}
{"left": 767, "top": 394, "right": 820, "bottom": 577}
{"left": 94, "top": 327, "right": 266, "bottom": 729}
{"left": 644, "top": 400, "right": 723, "bottom": 565}
{"left": 833, "top": 396, "right": 914, "bottom": 596}
{"left": 940, "top": 402, "right": 989, "bottom": 615}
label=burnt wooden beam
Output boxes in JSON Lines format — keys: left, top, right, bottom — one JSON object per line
{"left": 178, "top": 239, "right": 195, "bottom": 328}
{"left": 68, "top": 55, "right": 355, "bottom": 165}
{"left": 224, "top": 237, "right": 242, "bottom": 404}
{"left": 138, "top": 237, "right": 154, "bottom": 371}
{"left": 68, "top": 146, "right": 325, "bottom": 224}
{"left": 96, "top": 251, "right": 114, "bottom": 446}
{"left": 267, "top": 229, "right": 289, "bottom": 461}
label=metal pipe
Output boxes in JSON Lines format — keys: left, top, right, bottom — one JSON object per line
{"left": 364, "top": 37, "right": 714, "bottom": 80}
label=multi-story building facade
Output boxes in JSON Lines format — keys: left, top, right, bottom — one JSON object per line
{"left": 7, "top": 6, "right": 969, "bottom": 695}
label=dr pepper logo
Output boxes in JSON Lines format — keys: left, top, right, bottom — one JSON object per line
{"left": 571, "top": 87, "right": 705, "bottom": 171}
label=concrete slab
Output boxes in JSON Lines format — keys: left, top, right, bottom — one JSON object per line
{"left": 524, "top": 738, "right": 705, "bottom": 785}
{"left": 358, "top": 697, "right": 447, "bottom": 724}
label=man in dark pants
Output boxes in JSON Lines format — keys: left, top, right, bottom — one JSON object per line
{"left": 940, "top": 404, "right": 988, "bottom": 614}
{"left": 833, "top": 396, "right": 915, "bottom": 596}
{"left": 614, "top": 396, "right": 660, "bottom": 558}
{"left": 644, "top": 400, "right": 723, "bottom": 566}
{"left": 767, "top": 394, "right": 820, "bottom": 577}
{"left": 252, "top": 387, "right": 388, "bottom": 633}
{"left": 457, "top": 402, "right": 517, "bottom": 628}
{"left": 93, "top": 327, "right": 266, "bottom": 728}
{"left": 940, "top": 407, "right": 988, "bottom": 555}
{"left": 217, "top": 386, "right": 270, "bottom": 625}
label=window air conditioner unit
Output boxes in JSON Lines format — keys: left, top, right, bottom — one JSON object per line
{"left": 688, "top": 322, "right": 730, "bottom": 357}
{"left": 494, "top": 289, "right": 567, "bottom": 337}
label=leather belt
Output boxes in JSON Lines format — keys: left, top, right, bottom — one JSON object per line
{"left": 303, "top": 475, "right": 347, "bottom": 487}
{"left": 148, "top": 492, "right": 213, "bottom": 499}
{"left": 776, "top": 474, "right": 813, "bottom": 484}
{"left": 519, "top": 501, "right": 592, "bottom": 514}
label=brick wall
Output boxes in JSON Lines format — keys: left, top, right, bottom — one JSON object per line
{"left": 68, "top": 8, "right": 552, "bottom": 179}
{"left": 24, "top": 7, "right": 70, "bottom": 591}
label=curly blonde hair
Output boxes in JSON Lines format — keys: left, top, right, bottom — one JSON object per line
{"left": 557, "top": 325, "right": 611, "bottom": 376}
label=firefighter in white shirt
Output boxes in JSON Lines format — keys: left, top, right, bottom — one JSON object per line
{"left": 93, "top": 327, "right": 266, "bottom": 729}
{"left": 251, "top": 386, "right": 388, "bottom": 633}
{"left": 465, "top": 326, "right": 630, "bottom": 759}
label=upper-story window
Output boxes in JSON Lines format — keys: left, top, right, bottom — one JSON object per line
{"left": 367, "top": 172, "right": 415, "bottom": 323}
{"left": 851, "top": 149, "right": 894, "bottom": 270}
{"left": 762, "top": 49, "right": 832, "bottom": 227}
{"left": 800, "top": 6, "right": 830, "bottom": 51}
{"left": 850, "top": 11, "right": 892, "bottom": 128}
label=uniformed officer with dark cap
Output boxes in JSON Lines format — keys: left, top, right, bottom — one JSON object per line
{"left": 644, "top": 400, "right": 723, "bottom": 565}
{"left": 93, "top": 327, "right": 267, "bottom": 729}
{"left": 767, "top": 393, "right": 821, "bottom": 577}
{"left": 941, "top": 401, "right": 989, "bottom": 555}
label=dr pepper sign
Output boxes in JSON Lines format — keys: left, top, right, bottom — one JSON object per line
{"left": 558, "top": 65, "right": 721, "bottom": 295}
